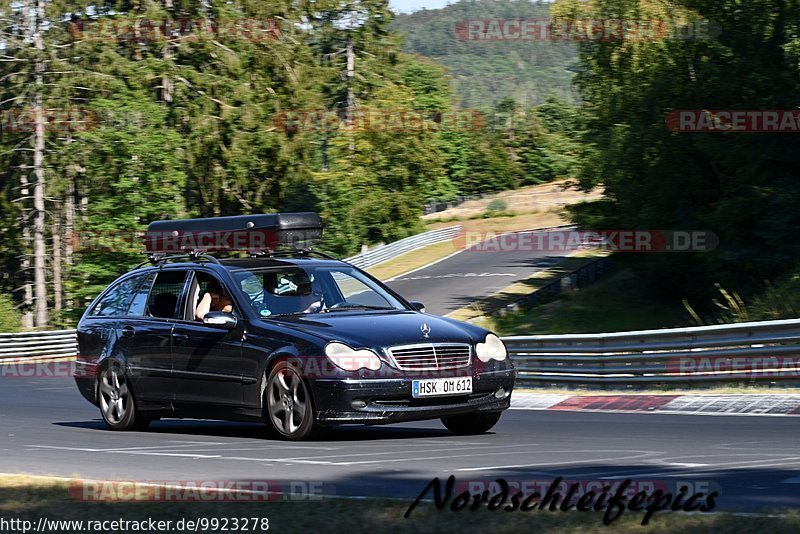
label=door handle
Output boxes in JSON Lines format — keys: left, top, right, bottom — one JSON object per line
{"left": 121, "top": 326, "right": 135, "bottom": 338}
{"left": 172, "top": 332, "right": 189, "bottom": 345}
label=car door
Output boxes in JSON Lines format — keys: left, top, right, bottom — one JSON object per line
{"left": 170, "top": 270, "right": 247, "bottom": 407}
{"left": 117, "top": 270, "right": 181, "bottom": 405}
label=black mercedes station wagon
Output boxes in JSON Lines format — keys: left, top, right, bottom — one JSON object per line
{"left": 74, "top": 213, "right": 516, "bottom": 440}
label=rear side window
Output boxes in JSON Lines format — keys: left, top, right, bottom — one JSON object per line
{"left": 127, "top": 272, "right": 157, "bottom": 317}
{"left": 91, "top": 276, "right": 141, "bottom": 317}
{"left": 147, "top": 271, "right": 188, "bottom": 319}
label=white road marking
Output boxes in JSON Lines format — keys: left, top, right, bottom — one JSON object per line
{"left": 26, "top": 443, "right": 232, "bottom": 453}
{"left": 273, "top": 443, "right": 534, "bottom": 463}
{"left": 457, "top": 450, "right": 660, "bottom": 472}
{"left": 148, "top": 446, "right": 341, "bottom": 453}
{"left": 392, "top": 272, "right": 518, "bottom": 282}
{"left": 82, "top": 443, "right": 541, "bottom": 467}
{"left": 384, "top": 249, "right": 467, "bottom": 282}
{"left": 106, "top": 451, "right": 223, "bottom": 459}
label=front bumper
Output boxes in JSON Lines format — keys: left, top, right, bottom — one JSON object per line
{"left": 310, "top": 369, "right": 515, "bottom": 425}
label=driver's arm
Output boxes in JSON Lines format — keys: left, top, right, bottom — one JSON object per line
{"left": 195, "top": 292, "right": 212, "bottom": 321}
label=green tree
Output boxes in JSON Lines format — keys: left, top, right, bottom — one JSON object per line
{"left": 559, "top": 0, "right": 800, "bottom": 301}
{"left": 0, "top": 293, "right": 21, "bottom": 332}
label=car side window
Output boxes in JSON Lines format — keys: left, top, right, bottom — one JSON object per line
{"left": 188, "top": 271, "right": 238, "bottom": 321}
{"left": 127, "top": 272, "right": 157, "bottom": 317}
{"left": 90, "top": 276, "right": 141, "bottom": 317}
{"left": 146, "top": 271, "right": 188, "bottom": 320}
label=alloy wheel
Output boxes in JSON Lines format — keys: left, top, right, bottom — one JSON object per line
{"left": 267, "top": 365, "right": 310, "bottom": 436}
{"left": 99, "top": 366, "right": 129, "bottom": 425}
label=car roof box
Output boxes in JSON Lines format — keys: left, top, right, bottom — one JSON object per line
{"left": 145, "top": 212, "right": 323, "bottom": 254}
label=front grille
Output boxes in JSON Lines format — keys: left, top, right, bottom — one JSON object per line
{"left": 387, "top": 343, "right": 471, "bottom": 371}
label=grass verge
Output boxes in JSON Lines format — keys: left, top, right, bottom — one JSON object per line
{"left": 488, "top": 266, "right": 691, "bottom": 336}
{"left": 425, "top": 209, "right": 567, "bottom": 234}
{"left": 365, "top": 240, "right": 459, "bottom": 281}
{"left": 0, "top": 475, "right": 797, "bottom": 533}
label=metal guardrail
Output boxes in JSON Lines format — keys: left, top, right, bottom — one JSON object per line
{"left": 494, "top": 256, "right": 611, "bottom": 317}
{"left": 504, "top": 318, "right": 800, "bottom": 387}
{"left": 0, "top": 329, "right": 78, "bottom": 360}
{"left": 344, "top": 226, "right": 461, "bottom": 269}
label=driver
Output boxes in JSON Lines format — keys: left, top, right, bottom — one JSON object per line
{"left": 263, "top": 271, "right": 322, "bottom": 315}
{"left": 195, "top": 280, "right": 233, "bottom": 321}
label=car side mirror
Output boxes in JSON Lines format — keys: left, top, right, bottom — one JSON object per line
{"left": 203, "top": 311, "right": 238, "bottom": 330}
{"left": 410, "top": 301, "right": 426, "bottom": 313}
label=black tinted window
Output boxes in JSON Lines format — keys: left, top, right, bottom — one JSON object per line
{"left": 147, "top": 271, "right": 187, "bottom": 319}
{"left": 127, "top": 273, "right": 157, "bottom": 317}
{"left": 91, "top": 277, "right": 141, "bottom": 317}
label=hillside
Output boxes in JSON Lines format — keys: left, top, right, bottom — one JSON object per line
{"left": 391, "top": 0, "right": 579, "bottom": 109}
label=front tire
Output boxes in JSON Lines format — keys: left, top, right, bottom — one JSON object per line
{"left": 98, "top": 363, "right": 150, "bottom": 431}
{"left": 441, "top": 411, "right": 502, "bottom": 435}
{"left": 264, "top": 361, "right": 319, "bottom": 440}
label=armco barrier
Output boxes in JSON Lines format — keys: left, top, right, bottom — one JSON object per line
{"left": 505, "top": 318, "right": 800, "bottom": 387}
{"left": 343, "top": 226, "right": 461, "bottom": 269}
{"left": 2, "top": 320, "right": 800, "bottom": 389}
{"left": 0, "top": 329, "right": 78, "bottom": 360}
{"left": 494, "top": 256, "right": 611, "bottom": 316}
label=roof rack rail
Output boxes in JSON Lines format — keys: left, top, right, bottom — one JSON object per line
{"left": 133, "top": 252, "right": 222, "bottom": 270}
{"left": 248, "top": 248, "right": 339, "bottom": 261}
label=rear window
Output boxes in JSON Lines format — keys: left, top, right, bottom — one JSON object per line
{"left": 147, "top": 271, "right": 188, "bottom": 319}
{"left": 126, "top": 273, "right": 157, "bottom": 317}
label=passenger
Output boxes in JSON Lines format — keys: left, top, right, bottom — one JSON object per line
{"left": 195, "top": 280, "right": 233, "bottom": 320}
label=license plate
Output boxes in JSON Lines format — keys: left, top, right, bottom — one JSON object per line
{"left": 412, "top": 377, "right": 473, "bottom": 398}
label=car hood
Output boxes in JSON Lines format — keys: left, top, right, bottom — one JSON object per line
{"left": 261, "top": 310, "right": 486, "bottom": 351}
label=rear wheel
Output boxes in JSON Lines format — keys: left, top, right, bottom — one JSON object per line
{"left": 98, "top": 363, "right": 150, "bottom": 431}
{"left": 264, "top": 361, "right": 319, "bottom": 440}
{"left": 441, "top": 412, "right": 502, "bottom": 435}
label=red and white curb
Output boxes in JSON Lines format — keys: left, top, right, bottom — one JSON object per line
{"left": 511, "top": 392, "right": 800, "bottom": 416}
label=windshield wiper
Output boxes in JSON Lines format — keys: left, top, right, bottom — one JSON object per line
{"left": 323, "top": 304, "right": 393, "bottom": 313}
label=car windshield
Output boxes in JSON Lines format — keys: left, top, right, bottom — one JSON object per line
{"left": 232, "top": 265, "right": 407, "bottom": 318}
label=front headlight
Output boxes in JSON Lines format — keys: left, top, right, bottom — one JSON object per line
{"left": 475, "top": 333, "right": 508, "bottom": 363}
{"left": 324, "top": 342, "right": 382, "bottom": 371}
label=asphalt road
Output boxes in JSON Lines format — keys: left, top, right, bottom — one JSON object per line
{"left": 384, "top": 231, "right": 571, "bottom": 316}
{"left": 2, "top": 374, "right": 799, "bottom": 513}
